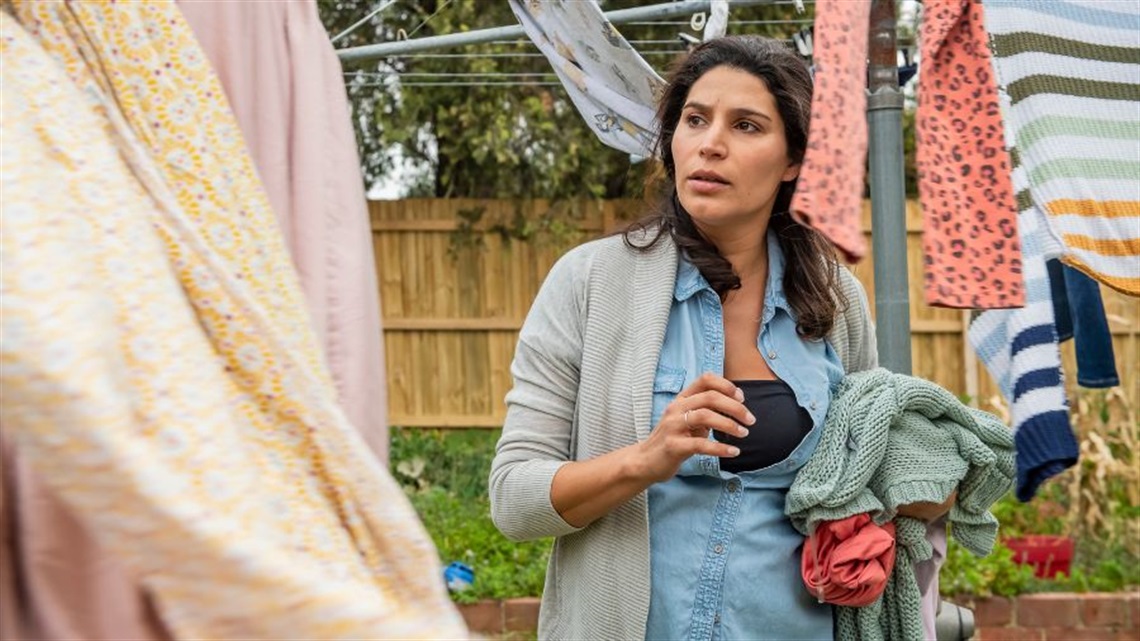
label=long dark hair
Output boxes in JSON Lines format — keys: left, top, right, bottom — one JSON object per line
{"left": 624, "top": 36, "right": 844, "bottom": 340}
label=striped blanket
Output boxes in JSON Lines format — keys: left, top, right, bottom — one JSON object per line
{"left": 966, "top": 0, "right": 1140, "bottom": 500}
{"left": 984, "top": 0, "right": 1140, "bottom": 294}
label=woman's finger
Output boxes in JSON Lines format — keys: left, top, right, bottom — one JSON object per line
{"left": 689, "top": 436, "right": 740, "bottom": 459}
{"left": 678, "top": 372, "right": 744, "bottom": 402}
{"left": 681, "top": 406, "right": 749, "bottom": 439}
{"left": 683, "top": 389, "right": 755, "bottom": 430}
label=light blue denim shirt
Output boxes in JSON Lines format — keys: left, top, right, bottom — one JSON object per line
{"left": 645, "top": 232, "right": 845, "bottom": 641}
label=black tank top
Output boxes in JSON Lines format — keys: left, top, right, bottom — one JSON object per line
{"left": 715, "top": 379, "right": 813, "bottom": 474}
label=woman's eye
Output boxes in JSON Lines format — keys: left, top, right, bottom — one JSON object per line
{"left": 686, "top": 114, "right": 704, "bottom": 126}
{"left": 737, "top": 121, "right": 760, "bottom": 132}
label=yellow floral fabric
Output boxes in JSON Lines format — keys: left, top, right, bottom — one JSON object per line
{"left": 0, "top": 3, "right": 465, "bottom": 638}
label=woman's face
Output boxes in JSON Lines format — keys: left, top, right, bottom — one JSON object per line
{"left": 671, "top": 65, "right": 800, "bottom": 232}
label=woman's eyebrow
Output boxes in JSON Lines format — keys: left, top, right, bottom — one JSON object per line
{"left": 682, "top": 101, "right": 773, "bottom": 122}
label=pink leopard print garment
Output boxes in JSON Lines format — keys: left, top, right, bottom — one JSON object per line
{"left": 790, "top": 0, "right": 870, "bottom": 262}
{"left": 918, "top": 0, "right": 1024, "bottom": 308}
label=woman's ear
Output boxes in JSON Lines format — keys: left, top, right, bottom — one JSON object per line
{"left": 782, "top": 162, "right": 801, "bottom": 182}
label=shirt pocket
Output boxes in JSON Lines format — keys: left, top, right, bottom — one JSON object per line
{"left": 650, "top": 365, "right": 686, "bottom": 429}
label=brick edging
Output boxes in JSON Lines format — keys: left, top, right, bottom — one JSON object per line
{"left": 458, "top": 597, "right": 541, "bottom": 635}
{"left": 951, "top": 591, "right": 1140, "bottom": 641}
{"left": 461, "top": 592, "right": 1140, "bottom": 637}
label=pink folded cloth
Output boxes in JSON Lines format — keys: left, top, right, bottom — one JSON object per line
{"left": 801, "top": 514, "right": 897, "bottom": 607}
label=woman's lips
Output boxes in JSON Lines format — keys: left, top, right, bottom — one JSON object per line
{"left": 688, "top": 177, "right": 730, "bottom": 194}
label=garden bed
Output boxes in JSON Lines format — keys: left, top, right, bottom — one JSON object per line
{"left": 391, "top": 387, "right": 1138, "bottom": 628}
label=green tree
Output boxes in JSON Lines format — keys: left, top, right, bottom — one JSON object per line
{"left": 318, "top": 0, "right": 812, "bottom": 200}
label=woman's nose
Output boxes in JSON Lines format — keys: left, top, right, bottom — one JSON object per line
{"left": 698, "top": 126, "right": 727, "bottom": 159}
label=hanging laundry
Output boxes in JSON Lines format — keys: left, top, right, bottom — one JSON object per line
{"left": 508, "top": 0, "right": 663, "bottom": 157}
{"left": 178, "top": 0, "right": 390, "bottom": 463}
{"left": 1047, "top": 259, "right": 1120, "bottom": 389}
{"left": 0, "top": 4, "right": 464, "bottom": 638}
{"left": 917, "top": 0, "right": 1023, "bottom": 309}
{"left": 984, "top": 0, "right": 1140, "bottom": 296}
{"left": 789, "top": 0, "right": 872, "bottom": 262}
{"left": 968, "top": 168, "right": 1077, "bottom": 502}
{"left": 703, "top": 0, "right": 730, "bottom": 41}
{"left": 1, "top": 438, "right": 173, "bottom": 640}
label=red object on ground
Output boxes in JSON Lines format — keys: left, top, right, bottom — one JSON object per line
{"left": 1003, "top": 535, "right": 1074, "bottom": 578}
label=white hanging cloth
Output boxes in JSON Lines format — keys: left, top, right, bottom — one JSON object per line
{"left": 509, "top": 0, "right": 664, "bottom": 157}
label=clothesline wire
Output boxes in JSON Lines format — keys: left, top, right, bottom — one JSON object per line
{"left": 403, "top": 0, "right": 454, "bottom": 41}
{"left": 344, "top": 8, "right": 811, "bottom": 78}
{"left": 341, "top": 48, "right": 699, "bottom": 65}
{"left": 376, "top": 34, "right": 802, "bottom": 48}
{"left": 330, "top": 0, "right": 397, "bottom": 44}
{"left": 348, "top": 71, "right": 558, "bottom": 78}
{"left": 626, "top": 18, "right": 813, "bottom": 26}
{"left": 353, "top": 81, "right": 564, "bottom": 88}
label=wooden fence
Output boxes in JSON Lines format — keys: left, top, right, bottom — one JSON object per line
{"left": 371, "top": 199, "right": 1139, "bottom": 428}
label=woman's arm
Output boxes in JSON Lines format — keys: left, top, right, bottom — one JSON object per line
{"left": 550, "top": 374, "right": 750, "bottom": 528}
{"left": 489, "top": 248, "right": 590, "bottom": 542}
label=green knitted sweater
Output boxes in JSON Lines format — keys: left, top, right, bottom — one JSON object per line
{"left": 786, "top": 368, "right": 1016, "bottom": 641}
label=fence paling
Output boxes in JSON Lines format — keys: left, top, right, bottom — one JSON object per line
{"left": 372, "top": 199, "right": 1140, "bottom": 428}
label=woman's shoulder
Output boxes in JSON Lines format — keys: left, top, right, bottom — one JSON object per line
{"left": 551, "top": 227, "right": 674, "bottom": 280}
{"left": 833, "top": 264, "right": 866, "bottom": 298}
{"left": 828, "top": 266, "right": 878, "bottom": 373}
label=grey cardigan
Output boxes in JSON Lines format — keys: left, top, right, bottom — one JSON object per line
{"left": 489, "top": 231, "right": 878, "bottom": 640}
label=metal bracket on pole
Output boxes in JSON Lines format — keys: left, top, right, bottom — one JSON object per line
{"left": 866, "top": 0, "right": 912, "bottom": 375}
{"left": 336, "top": 0, "right": 775, "bottom": 64}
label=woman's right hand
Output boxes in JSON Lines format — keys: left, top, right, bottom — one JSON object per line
{"left": 636, "top": 373, "right": 756, "bottom": 483}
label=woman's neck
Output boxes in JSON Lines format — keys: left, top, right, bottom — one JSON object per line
{"left": 701, "top": 221, "right": 770, "bottom": 282}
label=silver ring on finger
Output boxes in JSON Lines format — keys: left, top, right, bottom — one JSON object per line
{"left": 684, "top": 408, "right": 694, "bottom": 430}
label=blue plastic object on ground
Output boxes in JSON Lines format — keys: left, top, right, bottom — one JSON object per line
{"left": 444, "top": 561, "right": 475, "bottom": 592}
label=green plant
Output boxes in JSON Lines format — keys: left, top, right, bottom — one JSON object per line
{"left": 389, "top": 427, "right": 551, "bottom": 603}
{"left": 946, "top": 388, "right": 1140, "bottom": 597}
{"left": 940, "top": 537, "right": 1036, "bottom": 598}
{"left": 406, "top": 487, "right": 549, "bottom": 604}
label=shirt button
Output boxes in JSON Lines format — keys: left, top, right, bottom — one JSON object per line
{"left": 810, "top": 400, "right": 818, "bottom": 410}
{"left": 714, "top": 544, "right": 724, "bottom": 554}
{"left": 714, "top": 613, "right": 721, "bottom": 624}
{"left": 768, "top": 350, "right": 777, "bottom": 359}
{"left": 727, "top": 481, "right": 740, "bottom": 493}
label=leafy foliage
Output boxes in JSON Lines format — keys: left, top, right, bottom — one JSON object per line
{"left": 943, "top": 388, "right": 1140, "bottom": 597}
{"left": 940, "top": 537, "right": 1036, "bottom": 598}
{"left": 389, "top": 427, "right": 550, "bottom": 603}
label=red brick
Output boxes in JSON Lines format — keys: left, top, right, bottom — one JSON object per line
{"left": 1043, "top": 628, "right": 1126, "bottom": 641}
{"left": 976, "top": 626, "right": 1043, "bottom": 641}
{"left": 974, "top": 597, "right": 1015, "bottom": 626}
{"left": 1018, "top": 594, "right": 1081, "bottom": 629}
{"left": 503, "top": 597, "right": 541, "bottom": 632}
{"left": 1080, "top": 593, "right": 1129, "bottom": 628}
{"left": 1127, "top": 592, "right": 1140, "bottom": 629}
{"left": 458, "top": 600, "right": 502, "bottom": 634}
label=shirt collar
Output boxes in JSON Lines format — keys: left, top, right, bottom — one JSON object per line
{"left": 673, "top": 252, "right": 707, "bottom": 302}
{"left": 673, "top": 231, "right": 793, "bottom": 316}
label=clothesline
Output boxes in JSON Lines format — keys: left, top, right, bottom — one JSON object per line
{"left": 354, "top": 49, "right": 694, "bottom": 60}
{"left": 353, "top": 81, "right": 563, "bottom": 88}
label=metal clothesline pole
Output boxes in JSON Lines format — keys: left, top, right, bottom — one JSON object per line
{"left": 866, "top": 0, "right": 913, "bottom": 375}
{"left": 336, "top": 0, "right": 776, "bottom": 64}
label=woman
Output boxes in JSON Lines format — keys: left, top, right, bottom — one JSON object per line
{"left": 490, "top": 36, "right": 938, "bottom": 640}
